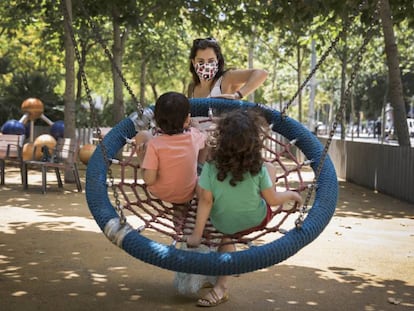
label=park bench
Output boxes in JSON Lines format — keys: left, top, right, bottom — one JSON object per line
{"left": 0, "top": 134, "right": 25, "bottom": 185}
{"left": 23, "top": 137, "right": 82, "bottom": 194}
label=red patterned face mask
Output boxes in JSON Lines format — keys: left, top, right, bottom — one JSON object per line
{"left": 194, "top": 61, "right": 218, "bottom": 81}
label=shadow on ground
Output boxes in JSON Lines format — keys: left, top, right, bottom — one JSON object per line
{"left": 335, "top": 181, "right": 414, "bottom": 220}
{"left": 0, "top": 223, "right": 413, "bottom": 311}
{"left": 0, "top": 171, "right": 413, "bottom": 310}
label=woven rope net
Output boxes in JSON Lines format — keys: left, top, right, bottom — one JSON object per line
{"left": 108, "top": 116, "right": 314, "bottom": 249}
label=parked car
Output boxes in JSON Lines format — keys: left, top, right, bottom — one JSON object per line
{"left": 315, "top": 122, "right": 328, "bottom": 135}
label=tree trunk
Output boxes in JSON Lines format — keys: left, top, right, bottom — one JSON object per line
{"left": 307, "top": 39, "right": 316, "bottom": 131}
{"left": 248, "top": 29, "right": 256, "bottom": 102}
{"left": 296, "top": 44, "right": 302, "bottom": 123}
{"left": 339, "top": 28, "right": 347, "bottom": 140}
{"left": 140, "top": 57, "right": 146, "bottom": 107}
{"left": 63, "top": 0, "right": 76, "bottom": 182}
{"left": 271, "top": 54, "right": 278, "bottom": 107}
{"left": 379, "top": 0, "right": 410, "bottom": 146}
{"left": 150, "top": 83, "right": 158, "bottom": 101}
{"left": 111, "top": 8, "right": 125, "bottom": 126}
{"left": 76, "top": 40, "right": 87, "bottom": 102}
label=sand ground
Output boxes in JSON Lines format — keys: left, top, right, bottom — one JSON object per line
{"left": 0, "top": 165, "right": 413, "bottom": 311}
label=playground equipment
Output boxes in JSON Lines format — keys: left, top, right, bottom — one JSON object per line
{"left": 0, "top": 119, "right": 26, "bottom": 135}
{"left": 78, "top": 143, "right": 96, "bottom": 165}
{"left": 0, "top": 98, "right": 65, "bottom": 161}
{"left": 19, "top": 98, "right": 64, "bottom": 142}
{"left": 62, "top": 0, "right": 380, "bottom": 276}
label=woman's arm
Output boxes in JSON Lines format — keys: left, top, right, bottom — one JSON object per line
{"left": 220, "top": 68, "right": 268, "bottom": 99}
{"left": 186, "top": 186, "right": 214, "bottom": 247}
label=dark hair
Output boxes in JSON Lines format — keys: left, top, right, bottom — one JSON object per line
{"left": 189, "top": 37, "right": 225, "bottom": 87}
{"left": 210, "top": 109, "right": 268, "bottom": 186}
{"left": 154, "top": 92, "right": 190, "bottom": 135}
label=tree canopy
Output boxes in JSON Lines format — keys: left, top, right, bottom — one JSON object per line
{"left": 0, "top": 0, "right": 413, "bottom": 145}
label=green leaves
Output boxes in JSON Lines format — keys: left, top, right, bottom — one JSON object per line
{"left": 1, "top": 0, "right": 414, "bottom": 130}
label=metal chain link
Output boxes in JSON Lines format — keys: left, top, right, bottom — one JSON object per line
{"left": 61, "top": 0, "right": 126, "bottom": 223}
{"left": 295, "top": 0, "right": 381, "bottom": 228}
{"left": 77, "top": 1, "right": 142, "bottom": 113}
{"left": 63, "top": 0, "right": 380, "bottom": 228}
{"left": 281, "top": 1, "right": 368, "bottom": 117}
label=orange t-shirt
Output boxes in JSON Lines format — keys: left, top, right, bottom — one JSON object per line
{"left": 142, "top": 127, "right": 206, "bottom": 204}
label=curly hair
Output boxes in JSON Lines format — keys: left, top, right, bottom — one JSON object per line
{"left": 209, "top": 109, "right": 268, "bottom": 186}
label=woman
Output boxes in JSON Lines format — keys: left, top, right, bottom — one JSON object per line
{"left": 188, "top": 37, "right": 268, "bottom": 99}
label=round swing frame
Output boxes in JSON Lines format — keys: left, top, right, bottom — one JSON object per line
{"left": 85, "top": 98, "right": 338, "bottom": 276}
{"left": 60, "top": 0, "right": 381, "bottom": 276}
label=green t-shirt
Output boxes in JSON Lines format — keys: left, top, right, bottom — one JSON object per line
{"left": 199, "top": 162, "right": 273, "bottom": 234}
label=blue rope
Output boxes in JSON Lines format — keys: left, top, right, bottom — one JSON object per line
{"left": 85, "top": 98, "right": 338, "bottom": 275}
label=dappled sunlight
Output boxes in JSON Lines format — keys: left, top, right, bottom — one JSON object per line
{"left": 0, "top": 225, "right": 155, "bottom": 307}
{"left": 0, "top": 254, "right": 11, "bottom": 264}
{"left": 60, "top": 270, "right": 81, "bottom": 280}
{"left": 5, "top": 196, "right": 30, "bottom": 203}
{"left": 0, "top": 164, "right": 413, "bottom": 310}
{"left": 12, "top": 291, "right": 28, "bottom": 297}
{"left": 335, "top": 181, "right": 414, "bottom": 220}
{"left": 245, "top": 264, "right": 414, "bottom": 310}
{"left": 0, "top": 210, "right": 413, "bottom": 310}
{"left": 317, "top": 267, "right": 386, "bottom": 288}
{"left": 0, "top": 206, "right": 100, "bottom": 234}
{"left": 91, "top": 272, "right": 108, "bottom": 283}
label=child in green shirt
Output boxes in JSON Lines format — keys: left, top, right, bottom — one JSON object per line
{"left": 187, "top": 109, "right": 302, "bottom": 307}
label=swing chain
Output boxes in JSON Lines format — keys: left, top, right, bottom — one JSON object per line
{"left": 61, "top": 0, "right": 127, "bottom": 223}
{"left": 108, "top": 166, "right": 126, "bottom": 224}
{"left": 77, "top": 1, "right": 142, "bottom": 112}
{"left": 281, "top": 38, "right": 338, "bottom": 118}
{"left": 281, "top": 0, "right": 368, "bottom": 118}
{"left": 295, "top": 0, "right": 381, "bottom": 229}
{"left": 61, "top": 0, "right": 101, "bottom": 139}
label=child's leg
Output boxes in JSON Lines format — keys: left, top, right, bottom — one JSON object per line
{"left": 197, "top": 237, "right": 233, "bottom": 306}
{"left": 214, "top": 238, "right": 235, "bottom": 290}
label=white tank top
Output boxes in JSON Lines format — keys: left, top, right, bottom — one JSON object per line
{"left": 190, "top": 76, "right": 223, "bottom": 98}
{"left": 208, "top": 76, "right": 223, "bottom": 97}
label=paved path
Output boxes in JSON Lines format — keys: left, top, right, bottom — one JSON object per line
{"left": 0, "top": 167, "right": 413, "bottom": 310}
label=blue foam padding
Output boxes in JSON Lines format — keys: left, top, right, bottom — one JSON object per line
{"left": 86, "top": 98, "right": 338, "bottom": 275}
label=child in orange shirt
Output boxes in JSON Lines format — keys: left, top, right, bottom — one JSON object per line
{"left": 135, "top": 91, "right": 207, "bottom": 204}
